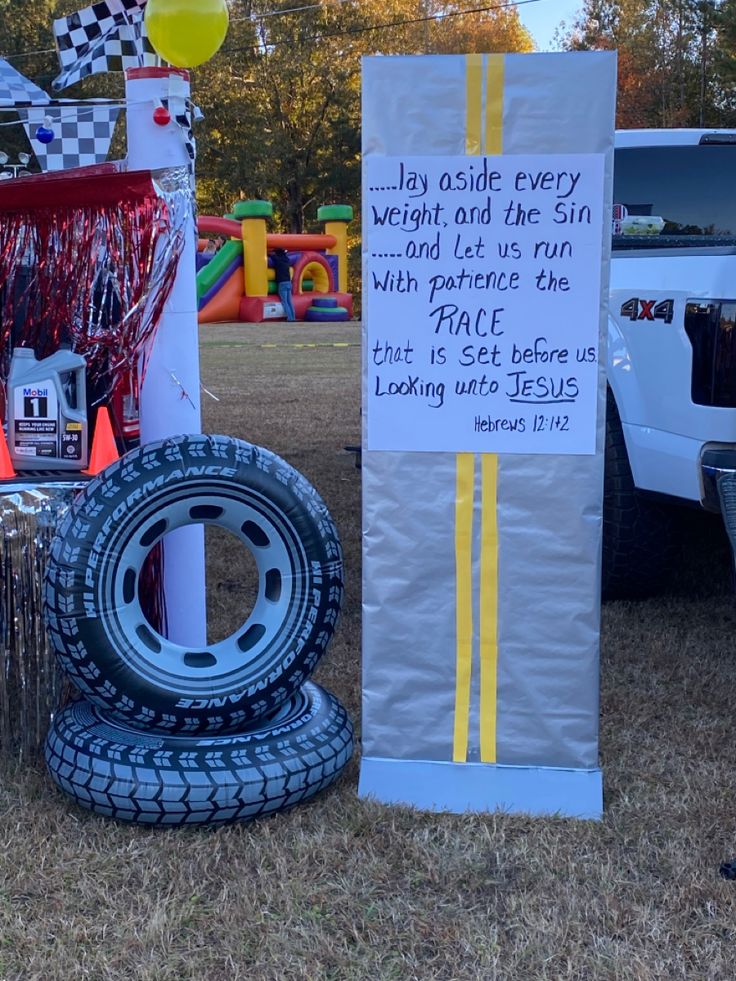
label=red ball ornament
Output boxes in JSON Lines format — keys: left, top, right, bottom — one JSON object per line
{"left": 153, "top": 106, "right": 172, "bottom": 127}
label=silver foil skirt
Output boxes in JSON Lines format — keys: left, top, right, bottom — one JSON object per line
{"left": 0, "top": 481, "right": 84, "bottom": 760}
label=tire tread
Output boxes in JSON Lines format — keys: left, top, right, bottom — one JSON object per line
{"left": 45, "top": 683, "right": 353, "bottom": 826}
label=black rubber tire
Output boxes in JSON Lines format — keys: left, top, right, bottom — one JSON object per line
{"left": 603, "top": 389, "right": 679, "bottom": 599}
{"left": 45, "top": 682, "right": 353, "bottom": 826}
{"left": 44, "top": 434, "right": 343, "bottom": 734}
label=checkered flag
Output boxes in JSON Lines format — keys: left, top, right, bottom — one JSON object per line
{"left": 20, "top": 106, "right": 121, "bottom": 172}
{"left": 53, "top": 0, "right": 158, "bottom": 92}
{"left": 161, "top": 98, "right": 196, "bottom": 162}
{"left": 0, "top": 59, "right": 49, "bottom": 106}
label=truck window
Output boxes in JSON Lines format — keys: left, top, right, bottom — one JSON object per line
{"left": 612, "top": 145, "right": 736, "bottom": 251}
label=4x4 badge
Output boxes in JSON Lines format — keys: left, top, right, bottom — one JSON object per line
{"left": 620, "top": 297, "right": 675, "bottom": 324}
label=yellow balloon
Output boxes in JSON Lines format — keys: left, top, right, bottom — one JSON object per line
{"left": 145, "top": 0, "right": 229, "bottom": 69}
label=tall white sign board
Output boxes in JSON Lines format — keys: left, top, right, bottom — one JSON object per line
{"left": 359, "top": 52, "right": 616, "bottom": 820}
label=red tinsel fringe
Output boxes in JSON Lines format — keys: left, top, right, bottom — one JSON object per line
{"left": 0, "top": 167, "right": 183, "bottom": 398}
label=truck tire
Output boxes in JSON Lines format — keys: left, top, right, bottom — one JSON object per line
{"left": 44, "top": 435, "right": 343, "bottom": 734}
{"left": 45, "top": 682, "right": 354, "bottom": 826}
{"left": 603, "top": 389, "right": 678, "bottom": 599}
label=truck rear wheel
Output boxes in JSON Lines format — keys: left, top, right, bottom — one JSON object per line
{"left": 603, "top": 389, "right": 678, "bottom": 599}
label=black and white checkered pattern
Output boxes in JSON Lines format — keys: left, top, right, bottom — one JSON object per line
{"left": 161, "top": 97, "right": 196, "bottom": 162}
{"left": 53, "top": 0, "right": 157, "bottom": 92}
{"left": 0, "top": 58, "right": 49, "bottom": 106}
{"left": 20, "top": 106, "right": 121, "bottom": 172}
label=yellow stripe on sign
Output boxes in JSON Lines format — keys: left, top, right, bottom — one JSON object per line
{"left": 479, "top": 454, "right": 499, "bottom": 762}
{"left": 485, "top": 54, "right": 504, "bottom": 156}
{"left": 453, "top": 452, "right": 475, "bottom": 763}
{"left": 452, "top": 55, "right": 484, "bottom": 764}
{"left": 465, "top": 53, "right": 483, "bottom": 156}
{"left": 478, "top": 53, "right": 504, "bottom": 764}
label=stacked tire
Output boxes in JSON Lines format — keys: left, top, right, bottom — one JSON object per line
{"left": 43, "top": 435, "right": 353, "bottom": 826}
{"left": 304, "top": 297, "right": 350, "bottom": 322}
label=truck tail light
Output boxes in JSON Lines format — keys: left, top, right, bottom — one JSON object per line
{"left": 684, "top": 299, "right": 736, "bottom": 407}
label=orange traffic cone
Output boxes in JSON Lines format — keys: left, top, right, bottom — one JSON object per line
{"left": 0, "top": 426, "right": 16, "bottom": 479}
{"left": 83, "top": 407, "right": 120, "bottom": 476}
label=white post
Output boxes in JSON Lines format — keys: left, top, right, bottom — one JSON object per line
{"left": 125, "top": 66, "right": 206, "bottom": 647}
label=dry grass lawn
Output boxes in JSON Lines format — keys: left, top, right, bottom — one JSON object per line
{"left": 1, "top": 321, "right": 736, "bottom": 980}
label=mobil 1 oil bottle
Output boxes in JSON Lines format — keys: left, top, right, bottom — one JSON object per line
{"left": 7, "top": 347, "right": 88, "bottom": 471}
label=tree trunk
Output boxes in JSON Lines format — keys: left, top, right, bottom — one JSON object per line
{"left": 677, "top": 0, "right": 685, "bottom": 112}
{"left": 286, "top": 179, "right": 304, "bottom": 234}
{"left": 700, "top": 1, "right": 711, "bottom": 126}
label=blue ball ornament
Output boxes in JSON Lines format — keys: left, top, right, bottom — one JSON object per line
{"left": 35, "top": 125, "right": 54, "bottom": 145}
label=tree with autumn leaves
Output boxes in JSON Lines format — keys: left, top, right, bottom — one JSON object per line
{"left": 563, "top": 0, "right": 736, "bottom": 128}
{"left": 0, "top": 0, "right": 532, "bottom": 233}
{"left": 6, "top": 0, "right": 736, "bottom": 232}
{"left": 193, "top": 0, "right": 533, "bottom": 231}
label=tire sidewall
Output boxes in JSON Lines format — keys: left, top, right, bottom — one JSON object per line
{"left": 44, "top": 435, "right": 343, "bottom": 732}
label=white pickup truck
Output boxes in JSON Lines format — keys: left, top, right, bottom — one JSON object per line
{"left": 605, "top": 128, "right": 736, "bottom": 596}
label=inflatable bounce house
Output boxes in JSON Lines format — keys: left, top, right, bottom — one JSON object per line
{"left": 197, "top": 201, "right": 354, "bottom": 324}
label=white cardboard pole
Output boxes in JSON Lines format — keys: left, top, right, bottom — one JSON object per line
{"left": 125, "top": 66, "right": 207, "bottom": 646}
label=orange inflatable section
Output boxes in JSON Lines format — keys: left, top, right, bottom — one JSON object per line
{"left": 197, "top": 217, "right": 337, "bottom": 254}
{"left": 267, "top": 233, "right": 337, "bottom": 251}
{"left": 198, "top": 267, "right": 243, "bottom": 323}
{"left": 199, "top": 216, "right": 241, "bottom": 238}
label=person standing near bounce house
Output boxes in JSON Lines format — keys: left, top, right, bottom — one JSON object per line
{"left": 272, "top": 248, "right": 296, "bottom": 322}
